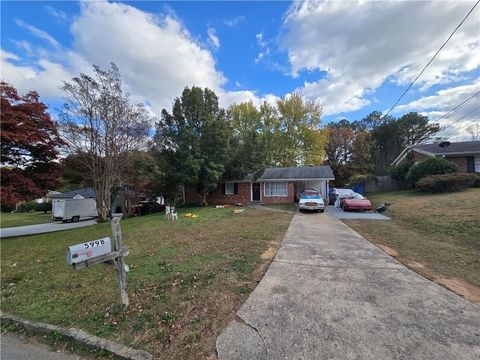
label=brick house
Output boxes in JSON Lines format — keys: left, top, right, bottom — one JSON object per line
{"left": 184, "top": 166, "right": 335, "bottom": 205}
{"left": 391, "top": 141, "right": 480, "bottom": 172}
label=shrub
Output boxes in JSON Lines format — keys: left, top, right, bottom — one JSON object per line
{"left": 415, "top": 173, "right": 479, "bottom": 193}
{"left": 35, "top": 202, "right": 52, "bottom": 213}
{"left": 405, "top": 157, "right": 457, "bottom": 185}
{"left": 390, "top": 163, "right": 412, "bottom": 182}
{"left": 21, "top": 201, "right": 37, "bottom": 212}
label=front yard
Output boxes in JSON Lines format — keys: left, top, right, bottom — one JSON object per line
{"left": 1, "top": 207, "right": 292, "bottom": 359}
{"left": 344, "top": 189, "right": 480, "bottom": 303}
{"left": 0, "top": 211, "right": 53, "bottom": 228}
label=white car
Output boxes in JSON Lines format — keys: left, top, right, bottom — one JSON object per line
{"left": 298, "top": 188, "right": 325, "bottom": 212}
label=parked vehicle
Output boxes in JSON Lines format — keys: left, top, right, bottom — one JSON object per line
{"left": 340, "top": 197, "right": 373, "bottom": 211}
{"left": 298, "top": 188, "right": 325, "bottom": 212}
{"left": 53, "top": 198, "right": 97, "bottom": 222}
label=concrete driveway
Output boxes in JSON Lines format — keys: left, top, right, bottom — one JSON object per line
{"left": 1, "top": 333, "right": 81, "bottom": 360}
{"left": 0, "top": 220, "right": 96, "bottom": 238}
{"left": 326, "top": 205, "right": 390, "bottom": 220}
{"left": 217, "top": 213, "right": 480, "bottom": 359}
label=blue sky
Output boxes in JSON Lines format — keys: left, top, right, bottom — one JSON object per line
{"left": 1, "top": 1, "right": 479, "bottom": 139}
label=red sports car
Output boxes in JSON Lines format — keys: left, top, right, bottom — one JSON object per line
{"left": 340, "top": 198, "right": 373, "bottom": 211}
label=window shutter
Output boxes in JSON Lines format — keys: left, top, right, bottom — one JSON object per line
{"left": 234, "top": 183, "right": 238, "bottom": 195}
{"left": 222, "top": 183, "right": 226, "bottom": 195}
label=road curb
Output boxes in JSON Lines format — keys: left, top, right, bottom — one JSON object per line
{"left": 0, "top": 312, "right": 152, "bottom": 360}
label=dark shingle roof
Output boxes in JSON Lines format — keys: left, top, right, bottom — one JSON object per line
{"left": 259, "top": 166, "right": 335, "bottom": 180}
{"left": 413, "top": 141, "right": 480, "bottom": 155}
{"left": 49, "top": 187, "right": 96, "bottom": 199}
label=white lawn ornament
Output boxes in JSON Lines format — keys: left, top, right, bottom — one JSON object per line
{"left": 170, "top": 206, "right": 178, "bottom": 220}
{"left": 165, "top": 205, "right": 178, "bottom": 220}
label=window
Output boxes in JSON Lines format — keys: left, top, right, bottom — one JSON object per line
{"left": 225, "top": 182, "right": 235, "bottom": 195}
{"left": 264, "top": 182, "right": 288, "bottom": 197}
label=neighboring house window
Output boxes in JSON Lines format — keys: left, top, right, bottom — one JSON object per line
{"left": 225, "top": 182, "right": 234, "bottom": 195}
{"left": 264, "top": 182, "right": 288, "bottom": 197}
{"left": 222, "top": 182, "right": 238, "bottom": 195}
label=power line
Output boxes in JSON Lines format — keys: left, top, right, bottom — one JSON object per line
{"left": 434, "top": 90, "right": 480, "bottom": 123}
{"left": 441, "top": 105, "right": 480, "bottom": 134}
{"left": 444, "top": 120, "right": 480, "bottom": 140}
{"left": 385, "top": 0, "right": 480, "bottom": 116}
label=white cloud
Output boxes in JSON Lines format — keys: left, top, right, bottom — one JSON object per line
{"left": 15, "top": 19, "right": 61, "bottom": 49}
{"left": 282, "top": 0, "right": 480, "bottom": 115}
{"left": 45, "top": 6, "right": 68, "bottom": 21}
{"left": 3, "top": 1, "right": 267, "bottom": 117}
{"left": 1, "top": 50, "right": 76, "bottom": 98}
{"left": 256, "top": 32, "right": 267, "bottom": 48}
{"left": 395, "top": 80, "right": 480, "bottom": 115}
{"left": 224, "top": 16, "right": 245, "bottom": 27}
{"left": 255, "top": 47, "right": 270, "bottom": 63}
{"left": 219, "top": 89, "right": 278, "bottom": 109}
{"left": 396, "top": 80, "right": 480, "bottom": 140}
{"left": 207, "top": 27, "right": 220, "bottom": 49}
{"left": 10, "top": 40, "right": 34, "bottom": 57}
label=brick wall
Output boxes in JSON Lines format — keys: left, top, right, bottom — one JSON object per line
{"left": 412, "top": 151, "right": 428, "bottom": 162}
{"left": 411, "top": 151, "right": 469, "bottom": 172}
{"left": 446, "top": 156, "right": 468, "bottom": 172}
{"left": 185, "top": 182, "right": 251, "bottom": 205}
{"left": 207, "top": 182, "right": 251, "bottom": 204}
{"left": 185, "top": 181, "right": 296, "bottom": 205}
{"left": 262, "top": 182, "right": 295, "bottom": 204}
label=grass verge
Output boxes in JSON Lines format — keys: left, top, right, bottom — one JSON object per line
{"left": 344, "top": 189, "right": 480, "bottom": 302}
{"left": 1, "top": 207, "right": 291, "bottom": 359}
{"left": 262, "top": 203, "right": 296, "bottom": 212}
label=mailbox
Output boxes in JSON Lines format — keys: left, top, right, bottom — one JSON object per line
{"left": 67, "top": 237, "right": 112, "bottom": 265}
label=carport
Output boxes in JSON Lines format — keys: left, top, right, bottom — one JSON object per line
{"left": 259, "top": 166, "right": 335, "bottom": 200}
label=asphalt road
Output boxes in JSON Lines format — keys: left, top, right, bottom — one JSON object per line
{"left": 1, "top": 333, "right": 82, "bottom": 360}
{"left": 217, "top": 212, "right": 480, "bottom": 359}
{"left": 0, "top": 220, "right": 97, "bottom": 238}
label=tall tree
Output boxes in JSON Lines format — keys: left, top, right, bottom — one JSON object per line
{"left": 60, "top": 63, "right": 151, "bottom": 221}
{"left": 398, "top": 112, "right": 440, "bottom": 145}
{"left": 275, "top": 92, "right": 325, "bottom": 166}
{"left": 155, "top": 87, "right": 231, "bottom": 205}
{"left": 0, "top": 82, "right": 64, "bottom": 209}
{"left": 324, "top": 120, "right": 355, "bottom": 185}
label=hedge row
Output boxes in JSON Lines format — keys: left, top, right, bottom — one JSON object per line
{"left": 415, "top": 173, "right": 480, "bottom": 193}
{"left": 20, "top": 202, "right": 52, "bottom": 213}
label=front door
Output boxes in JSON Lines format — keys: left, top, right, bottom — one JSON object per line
{"left": 252, "top": 182, "right": 261, "bottom": 202}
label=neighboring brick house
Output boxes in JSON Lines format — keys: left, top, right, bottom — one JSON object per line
{"left": 184, "top": 166, "right": 335, "bottom": 205}
{"left": 391, "top": 141, "right": 480, "bottom": 173}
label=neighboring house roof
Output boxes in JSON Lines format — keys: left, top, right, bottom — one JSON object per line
{"left": 49, "top": 187, "right": 96, "bottom": 199}
{"left": 259, "top": 166, "right": 335, "bottom": 181}
{"left": 392, "top": 141, "right": 480, "bottom": 166}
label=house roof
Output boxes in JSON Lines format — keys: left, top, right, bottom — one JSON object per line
{"left": 392, "top": 141, "right": 480, "bottom": 166}
{"left": 412, "top": 141, "right": 480, "bottom": 155}
{"left": 259, "top": 166, "right": 335, "bottom": 181}
{"left": 49, "top": 187, "right": 96, "bottom": 199}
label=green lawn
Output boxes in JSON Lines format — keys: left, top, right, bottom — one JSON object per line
{"left": 1, "top": 207, "right": 292, "bottom": 359}
{"left": 0, "top": 212, "right": 53, "bottom": 228}
{"left": 344, "top": 189, "right": 480, "bottom": 300}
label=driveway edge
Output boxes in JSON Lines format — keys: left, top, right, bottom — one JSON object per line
{"left": 0, "top": 312, "right": 152, "bottom": 360}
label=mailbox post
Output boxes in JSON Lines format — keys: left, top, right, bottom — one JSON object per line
{"left": 111, "top": 217, "right": 129, "bottom": 308}
{"left": 66, "top": 218, "right": 129, "bottom": 308}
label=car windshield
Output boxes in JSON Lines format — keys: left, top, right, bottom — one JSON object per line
{"left": 301, "top": 189, "right": 321, "bottom": 199}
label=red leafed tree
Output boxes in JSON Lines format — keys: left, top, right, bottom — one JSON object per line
{"left": 1, "top": 82, "right": 64, "bottom": 209}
